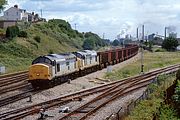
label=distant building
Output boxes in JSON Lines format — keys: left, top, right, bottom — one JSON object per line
{"left": 27, "top": 12, "right": 35, "bottom": 22}
{"left": 148, "top": 33, "right": 155, "bottom": 41}
{"left": 2, "top": 5, "right": 44, "bottom": 23}
{"left": 3, "top": 5, "right": 28, "bottom": 21}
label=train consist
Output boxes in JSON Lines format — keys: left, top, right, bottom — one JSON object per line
{"left": 28, "top": 45, "right": 138, "bottom": 89}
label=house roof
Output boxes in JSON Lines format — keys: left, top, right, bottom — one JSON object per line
{"left": 5, "top": 6, "right": 26, "bottom": 13}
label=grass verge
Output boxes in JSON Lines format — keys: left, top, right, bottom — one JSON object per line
{"left": 105, "top": 51, "right": 180, "bottom": 80}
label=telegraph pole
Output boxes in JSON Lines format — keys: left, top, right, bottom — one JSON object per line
{"left": 164, "top": 27, "right": 167, "bottom": 39}
{"left": 74, "top": 23, "right": 77, "bottom": 30}
{"left": 141, "top": 25, "right": 144, "bottom": 74}
{"left": 40, "top": 9, "right": 42, "bottom": 18}
{"left": 103, "top": 33, "right": 105, "bottom": 39}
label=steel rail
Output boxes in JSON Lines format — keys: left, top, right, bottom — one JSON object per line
{"left": 0, "top": 64, "right": 179, "bottom": 120}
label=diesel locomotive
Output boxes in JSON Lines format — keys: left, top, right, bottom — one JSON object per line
{"left": 28, "top": 45, "right": 138, "bottom": 89}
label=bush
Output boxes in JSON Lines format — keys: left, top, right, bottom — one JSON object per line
{"left": 162, "top": 37, "right": 179, "bottom": 51}
{"left": 176, "top": 69, "right": 180, "bottom": 80}
{"left": 155, "top": 48, "right": 166, "bottom": 52}
{"left": 6, "top": 26, "right": 19, "bottom": 38}
{"left": 18, "top": 31, "right": 27, "bottom": 38}
{"left": 172, "top": 80, "right": 180, "bottom": 113}
{"left": 34, "top": 36, "right": 41, "bottom": 43}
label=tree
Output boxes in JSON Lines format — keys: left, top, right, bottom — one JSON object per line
{"left": 83, "top": 32, "right": 106, "bottom": 49}
{"left": 162, "top": 37, "right": 179, "bottom": 51}
{"left": 112, "top": 39, "right": 120, "bottom": 46}
{"left": 0, "top": 0, "right": 6, "bottom": 12}
{"left": 82, "top": 38, "right": 95, "bottom": 50}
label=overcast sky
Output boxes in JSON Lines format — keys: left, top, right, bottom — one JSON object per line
{"left": 4, "top": 0, "right": 180, "bottom": 40}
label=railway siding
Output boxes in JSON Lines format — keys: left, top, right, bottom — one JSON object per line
{"left": 0, "top": 64, "right": 179, "bottom": 120}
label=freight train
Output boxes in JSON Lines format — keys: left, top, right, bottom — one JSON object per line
{"left": 28, "top": 45, "right": 138, "bottom": 89}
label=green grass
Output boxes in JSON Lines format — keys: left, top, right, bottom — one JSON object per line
{"left": 105, "top": 51, "right": 180, "bottom": 80}
{"left": 0, "top": 19, "right": 104, "bottom": 74}
{"left": 0, "top": 19, "right": 84, "bottom": 73}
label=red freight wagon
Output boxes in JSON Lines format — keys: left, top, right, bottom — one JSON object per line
{"left": 111, "top": 50, "right": 116, "bottom": 64}
{"left": 98, "top": 51, "right": 109, "bottom": 68}
{"left": 117, "top": 49, "right": 123, "bottom": 62}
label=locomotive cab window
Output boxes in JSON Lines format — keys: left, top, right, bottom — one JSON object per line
{"left": 90, "top": 57, "right": 92, "bottom": 64}
{"left": 32, "top": 57, "right": 52, "bottom": 65}
{"left": 57, "top": 63, "right": 60, "bottom": 72}
{"left": 66, "top": 62, "right": 69, "bottom": 66}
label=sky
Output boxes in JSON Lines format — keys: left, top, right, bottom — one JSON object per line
{"left": 3, "top": 0, "right": 180, "bottom": 40}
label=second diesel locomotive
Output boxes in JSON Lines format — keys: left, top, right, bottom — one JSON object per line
{"left": 28, "top": 45, "right": 138, "bottom": 89}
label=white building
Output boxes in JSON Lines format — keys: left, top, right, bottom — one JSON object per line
{"left": 3, "top": 5, "right": 28, "bottom": 21}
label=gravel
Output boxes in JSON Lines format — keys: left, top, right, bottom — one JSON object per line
{"left": 87, "top": 87, "right": 146, "bottom": 120}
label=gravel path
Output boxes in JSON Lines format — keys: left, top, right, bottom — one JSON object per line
{"left": 0, "top": 53, "right": 141, "bottom": 119}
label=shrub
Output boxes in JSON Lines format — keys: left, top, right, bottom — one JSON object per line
{"left": 176, "top": 69, "right": 180, "bottom": 80}
{"left": 155, "top": 48, "right": 166, "bottom": 52}
{"left": 6, "top": 26, "right": 19, "bottom": 38}
{"left": 18, "top": 31, "right": 27, "bottom": 38}
{"left": 34, "top": 36, "right": 41, "bottom": 43}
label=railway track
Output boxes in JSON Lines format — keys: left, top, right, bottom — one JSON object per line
{"left": 0, "top": 71, "right": 29, "bottom": 94}
{"left": 59, "top": 77, "right": 154, "bottom": 120}
{"left": 0, "top": 71, "right": 32, "bottom": 107}
{"left": 58, "top": 65, "right": 179, "bottom": 119}
{"left": 0, "top": 71, "right": 28, "bottom": 88}
{"left": 0, "top": 89, "right": 34, "bottom": 107}
{"left": 0, "top": 64, "right": 179, "bottom": 120}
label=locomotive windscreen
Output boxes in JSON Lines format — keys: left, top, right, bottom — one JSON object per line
{"left": 32, "top": 57, "right": 52, "bottom": 65}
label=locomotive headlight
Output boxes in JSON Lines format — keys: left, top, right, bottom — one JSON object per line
{"left": 36, "top": 73, "right": 40, "bottom": 76}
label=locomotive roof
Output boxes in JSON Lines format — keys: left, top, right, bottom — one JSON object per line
{"left": 76, "top": 50, "right": 97, "bottom": 57}
{"left": 45, "top": 53, "right": 76, "bottom": 61}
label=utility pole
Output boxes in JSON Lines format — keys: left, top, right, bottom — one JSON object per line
{"left": 74, "top": 23, "right": 76, "bottom": 30}
{"left": 164, "top": 27, "right": 167, "bottom": 39}
{"left": 141, "top": 25, "right": 144, "bottom": 74}
{"left": 40, "top": 9, "right": 42, "bottom": 18}
{"left": 103, "top": 33, "right": 105, "bottom": 39}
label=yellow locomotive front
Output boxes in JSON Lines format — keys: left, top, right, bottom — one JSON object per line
{"left": 29, "top": 63, "right": 51, "bottom": 81}
{"left": 28, "top": 55, "right": 54, "bottom": 89}
{"left": 28, "top": 63, "right": 52, "bottom": 89}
